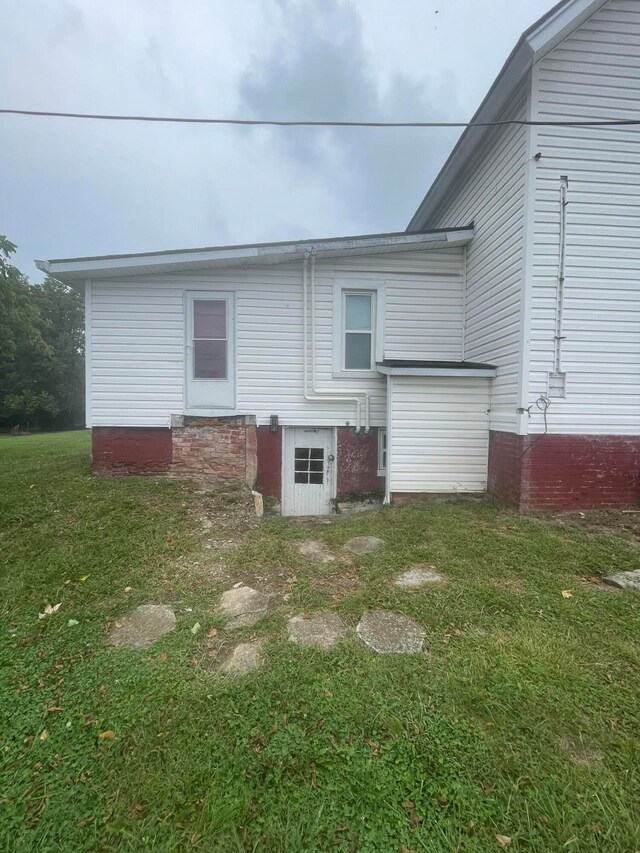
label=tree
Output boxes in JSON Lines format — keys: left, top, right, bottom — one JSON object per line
{"left": 0, "top": 237, "right": 84, "bottom": 430}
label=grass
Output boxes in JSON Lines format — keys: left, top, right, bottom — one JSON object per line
{"left": 1, "top": 431, "right": 640, "bottom": 851}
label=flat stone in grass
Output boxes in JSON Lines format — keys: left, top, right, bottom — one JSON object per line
{"left": 220, "top": 641, "right": 263, "bottom": 675}
{"left": 298, "top": 540, "right": 336, "bottom": 563}
{"left": 356, "top": 610, "right": 426, "bottom": 654}
{"left": 603, "top": 569, "right": 640, "bottom": 592}
{"left": 218, "top": 586, "right": 269, "bottom": 629}
{"left": 343, "top": 536, "right": 384, "bottom": 555}
{"left": 287, "top": 611, "right": 348, "bottom": 650}
{"left": 106, "top": 604, "right": 176, "bottom": 649}
{"left": 394, "top": 566, "right": 444, "bottom": 588}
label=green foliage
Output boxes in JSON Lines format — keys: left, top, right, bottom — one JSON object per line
{"left": 1, "top": 433, "right": 640, "bottom": 851}
{"left": 0, "top": 237, "right": 84, "bottom": 430}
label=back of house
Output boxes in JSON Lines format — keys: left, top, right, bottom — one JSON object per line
{"left": 39, "top": 0, "right": 640, "bottom": 514}
{"left": 409, "top": 0, "right": 640, "bottom": 510}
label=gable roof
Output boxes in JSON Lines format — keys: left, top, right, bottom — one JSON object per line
{"left": 36, "top": 226, "right": 473, "bottom": 282}
{"left": 407, "top": 0, "right": 608, "bottom": 231}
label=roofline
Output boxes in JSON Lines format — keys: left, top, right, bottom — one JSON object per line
{"left": 36, "top": 226, "right": 474, "bottom": 282}
{"left": 407, "top": 0, "right": 607, "bottom": 231}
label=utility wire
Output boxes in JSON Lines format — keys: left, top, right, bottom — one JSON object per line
{"left": 1, "top": 108, "right": 640, "bottom": 128}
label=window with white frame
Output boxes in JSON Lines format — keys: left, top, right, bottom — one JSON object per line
{"left": 377, "top": 428, "right": 387, "bottom": 475}
{"left": 343, "top": 291, "right": 374, "bottom": 371}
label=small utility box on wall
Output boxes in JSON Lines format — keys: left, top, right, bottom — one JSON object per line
{"left": 548, "top": 371, "right": 566, "bottom": 398}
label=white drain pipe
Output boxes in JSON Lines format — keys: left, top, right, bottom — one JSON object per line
{"left": 302, "top": 249, "right": 369, "bottom": 432}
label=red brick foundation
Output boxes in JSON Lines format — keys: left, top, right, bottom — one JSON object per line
{"left": 336, "top": 427, "right": 384, "bottom": 497}
{"left": 92, "top": 427, "right": 172, "bottom": 475}
{"left": 256, "top": 426, "right": 282, "bottom": 498}
{"left": 488, "top": 430, "right": 640, "bottom": 510}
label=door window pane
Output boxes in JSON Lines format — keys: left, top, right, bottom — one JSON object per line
{"left": 194, "top": 300, "right": 226, "bottom": 339}
{"left": 294, "top": 447, "right": 324, "bottom": 484}
{"left": 345, "top": 294, "right": 372, "bottom": 330}
{"left": 345, "top": 332, "right": 372, "bottom": 370}
{"left": 194, "top": 339, "right": 227, "bottom": 379}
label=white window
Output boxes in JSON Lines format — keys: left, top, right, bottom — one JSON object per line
{"left": 377, "top": 428, "right": 387, "bottom": 475}
{"left": 332, "top": 280, "right": 384, "bottom": 377}
{"left": 343, "top": 291, "right": 374, "bottom": 371}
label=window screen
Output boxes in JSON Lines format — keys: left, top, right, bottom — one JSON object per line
{"left": 193, "top": 299, "right": 227, "bottom": 379}
{"left": 344, "top": 292, "right": 373, "bottom": 370}
{"left": 378, "top": 428, "right": 387, "bottom": 472}
{"left": 294, "top": 447, "right": 324, "bottom": 485}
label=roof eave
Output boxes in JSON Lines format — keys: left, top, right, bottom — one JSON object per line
{"left": 407, "top": 0, "right": 608, "bottom": 231}
{"left": 37, "top": 227, "right": 474, "bottom": 282}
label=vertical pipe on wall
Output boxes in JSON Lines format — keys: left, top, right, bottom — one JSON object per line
{"left": 554, "top": 175, "right": 569, "bottom": 374}
{"left": 461, "top": 245, "right": 467, "bottom": 361}
{"left": 301, "top": 249, "right": 368, "bottom": 432}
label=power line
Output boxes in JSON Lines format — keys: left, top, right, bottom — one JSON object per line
{"left": 1, "top": 108, "right": 640, "bottom": 129}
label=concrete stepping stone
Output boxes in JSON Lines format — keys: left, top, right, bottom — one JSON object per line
{"left": 220, "top": 641, "right": 263, "bottom": 675}
{"left": 603, "top": 569, "right": 640, "bottom": 592}
{"left": 287, "top": 611, "right": 348, "bottom": 650}
{"left": 356, "top": 610, "right": 426, "bottom": 654}
{"left": 394, "top": 566, "right": 444, "bottom": 588}
{"left": 106, "top": 604, "right": 176, "bottom": 649}
{"left": 344, "top": 536, "right": 384, "bottom": 555}
{"left": 298, "top": 540, "right": 336, "bottom": 563}
{"left": 218, "top": 586, "right": 269, "bottom": 629}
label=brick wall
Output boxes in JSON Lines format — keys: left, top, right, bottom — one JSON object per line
{"left": 336, "top": 427, "right": 385, "bottom": 497}
{"left": 487, "top": 430, "right": 525, "bottom": 507}
{"left": 92, "top": 427, "right": 172, "bottom": 475}
{"left": 488, "top": 430, "right": 640, "bottom": 510}
{"left": 256, "top": 426, "right": 282, "bottom": 498}
{"left": 170, "top": 416, "right": 257, "bottom": 486}
{"left": 522, "top": 434, "right": 640, "bottom": 510}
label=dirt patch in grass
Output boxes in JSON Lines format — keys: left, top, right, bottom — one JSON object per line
{"left": 561, "top": 735, "right": 603, "bottom": 767}
{"left": 309, "top": 567, "right": 362, "bottom": 602}
{"left": 552, "top": 509, "right": 640, "bottom": 546}
{"left": 489, "top": 578, "right": 526, "bottom": 594}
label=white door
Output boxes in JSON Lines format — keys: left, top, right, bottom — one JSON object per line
{"left": 283, "top": 428, "right": 335, "bottom": 516}
{"left": 185, "top": 292, "right": 235, "bottom": 412}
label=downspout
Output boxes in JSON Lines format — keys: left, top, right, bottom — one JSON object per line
{"left": 302, "top": 249, "right": 369, "bottom": 432}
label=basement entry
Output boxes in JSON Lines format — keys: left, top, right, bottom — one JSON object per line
{"left": 282, "top": 428, "right": 335, "bottom": 516}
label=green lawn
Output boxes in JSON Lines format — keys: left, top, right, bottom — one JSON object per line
{"left": 1, "top": 431, "right": 640, "bottom": 851}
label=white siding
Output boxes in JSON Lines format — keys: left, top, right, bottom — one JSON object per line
{"left": 388, "top": 376, "right": 490, "bottom": 493}
{"left": 528, "top": 0, "right": 640, "bottom": 434}
{"left": 426, "top": 79, "right": 530, "bottom": 433}
{"left": 88, "top": 248, "right": 464, "bottom": 427}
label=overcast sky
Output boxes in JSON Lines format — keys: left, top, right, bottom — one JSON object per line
{"left": 1, "top": 0, "right": 552, "bottom": 279}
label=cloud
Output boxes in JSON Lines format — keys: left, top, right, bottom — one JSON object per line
{"left": 237, "top": 0, "right": 461, "bottom": 230}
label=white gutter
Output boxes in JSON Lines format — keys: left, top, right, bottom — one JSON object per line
{"left": 377, "top": 365, "right": 496, "bottom": 378}
{"left": 35, "top": 228, "right": 474, "bottom": 282}
{"left": 302, "top": 250, "right": 368, "bottom": 432}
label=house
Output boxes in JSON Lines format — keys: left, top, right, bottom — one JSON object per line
{"left": 37, "top": 0, "right": 640, "bottom": 515}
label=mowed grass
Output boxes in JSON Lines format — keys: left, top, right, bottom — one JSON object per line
{"left": 1, "top": 432, "right": 640, "bottom": 852}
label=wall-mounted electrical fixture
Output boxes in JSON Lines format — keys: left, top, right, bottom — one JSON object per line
{"left": 269, "top": 414, "right": 279, "bottom": 433}
{"left": 548, "top": 370, "right": 566, "bottom": 399}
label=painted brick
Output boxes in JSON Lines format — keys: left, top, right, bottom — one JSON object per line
{"left": 256, "top": 426, "right": 282, "bottom": 498}
{"left": 336, "top": 427, "right": 384, "bottom": 497}
{"left": 92, "top": 427, "right": 172, "bottom": 475}
{"left": 488, "top": 430, "right": 640, "bottom": 510}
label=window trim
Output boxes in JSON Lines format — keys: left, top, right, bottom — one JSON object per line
{"left": 377, "top": 427, "right": 387, "bottom": 476}
{"left": 332, "top": 279, "right": 385, "bottom": 378}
